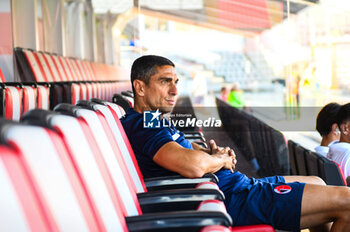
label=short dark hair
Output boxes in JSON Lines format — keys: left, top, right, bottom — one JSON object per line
{"left": 337, "top": 103, "right": 350, "bottom": 129}
{"left": 316, "top": 102, "right": 341, "bottom": 136}
{"left": 130, "top": 55, "right": 175, "bottom": 93}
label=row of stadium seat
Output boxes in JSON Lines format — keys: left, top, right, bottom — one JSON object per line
{"left": 0, "top": 77, "right": 126, "bottom": 121}
{"left": 0, "top": 47, "right": 131, "bottom": 120}
{"left": 288, "top": 140, "right": 347, "bottom": 186}
{"left": 0, "top": 99, "right": 274, "bottom": 232}
{"left": 205, "top": 51, "right": 274, "bottom": 89}
{"left": 15, "top": 47, "right": 124, "bottom": 82}
{"left": 216, "top": 98, "right": 289, "bottom": 177}
{"left": 216, "top": 97, "right": 347, "bottom": 186}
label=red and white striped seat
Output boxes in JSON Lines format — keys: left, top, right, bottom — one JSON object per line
{"left": 65, "top": 58, "right": 82, "bottom": 81}
{"left": 86, "top": 83, "right": 93, "bottom": 100}
{"left": 70, "top": 108, "right": 139, "bottom": 194}
{"left": 47, "top": 113, "right": 136, "bottom": 224}
{"left": 106, "top": 83, "right": 113, "bottom": 101}
{"left": 91, "top": 82, "right": 98, "bottom": 99}
{"left": 60, "top": 57, "right": 75, "bottom": 81}
{"left": 84, "top": 61, "right": 95, "bottom": 81}
{"left": 0, "top": 68, "right": 5, "bottom": 82}
{"left": 37, "top": 85, "right": 50, "bottom": 110}
{"left": 106, "top": 101, "right": 126, "bottom": 118}
{"left": 22, "top": 49, "right": 46, "bottom": 82}
{"left": 101, "top": 83, "right": 107, "bottom": 100}
{"left": 201, "top": 225, "right": 231, "bottom": 232}
{"left": 22, "top": 85, "right": 37, "bottom": 114}
{"left": 0, "top": 145, "right": 51, "bottom": 231}
{"left": 4, "top": 85, "right": 22, "bottom": 121}
{"left": 2, "top": 123, "right": 111, "bottom": 231}
{"left": 49, "top": 112, "right": 141, "bottom": 216}
{"left": 71, "top": 83, "right": 81, "bottom": 105}
{"left": 55, "top": 104, "right": 225, "bottom": 210}
{"left": 42, "top": 53, "right": 61, "bottom": 82}
{"left": 22, "top": 109, "right": 233, "bottom": 231}
{"left": 51, "top": 54, "right": 67, "bottom": 81}
{"left": 86, "top": 103, "right": 145, "bottom": 193}
{"left": 55, "top": 56, "right": 71, "bottom": 81}
{"left": 76, "top": 60, "right": 88, "bottom": 81}
{"left": 123, "top": 95, "right": 134, "bottom": 108}
{"left": 79, "top": 83, "right": 88, "bottom": 101}
{"left": 34, "top": 52, "right": 54, "bottom": 82}
{"left": 90, "top": 101, "right": 219, "bottom": 192}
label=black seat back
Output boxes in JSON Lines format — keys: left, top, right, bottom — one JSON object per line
{"left": 216, "top": 98, "right": 289, "bottom": 177}
{"left": 288, "top": 140, "right": 298, "bottom": 175}
{"left": 112, "top": 93, "right": 131, "bottom": 112}
{"left": 289, "top": 140, "right": 346, "bottom": 186}
{"left": 294, "top": 145, "right": 308, "bottom": 176}
{"left": 317, "top": 153, "right": 346, "bottom": 186}
{"left": 305, "top": 150, "right": 319, "bottom": 176}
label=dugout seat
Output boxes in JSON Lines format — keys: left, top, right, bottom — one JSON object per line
{"left": 25, "top": 107, "right": 225, "bottom": 212}
{"left": 20, "top": 110, "right": 233, "bottom": 231}
{"left": 288, "top": 140, "right": 346, "bottom": 186}
{"left": 81, "top": 99, "right": 216, "bottom": 191}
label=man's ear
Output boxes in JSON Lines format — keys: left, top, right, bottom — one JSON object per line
{"left": 340, "top": 123, "right": 349, "bottom": 135}
{"left": 133, "top": 80, "right": 145, "bottom": 97}
{"left": 331, "top": 123, "right": 340, "bottom": 135}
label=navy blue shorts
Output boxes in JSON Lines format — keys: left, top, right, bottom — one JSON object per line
{"left": 225, "top": 176, "right": 305, "bottom": 231}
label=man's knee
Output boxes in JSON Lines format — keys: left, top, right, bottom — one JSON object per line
{"left": 310, "top": 176, "right": 326, "bottom": 186}
{"left": 301, "top": 176, "right": 327, "bottom": 185}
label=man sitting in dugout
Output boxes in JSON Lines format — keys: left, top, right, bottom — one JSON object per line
{"left": 121, "top": 55, "right": 350, "bottom": 232}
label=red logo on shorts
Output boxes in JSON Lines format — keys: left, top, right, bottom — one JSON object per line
{"left": 274, "top": 185, "right": 292, "bottom": 194}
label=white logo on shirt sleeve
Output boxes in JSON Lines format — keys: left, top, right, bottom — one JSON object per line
{"left": 172, "top": 133, "right": 180, "bottom": 141}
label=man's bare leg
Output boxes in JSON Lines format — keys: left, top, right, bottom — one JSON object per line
{"left": 283, "top": 176, "right": 331, "bottom": 231}
{"left": 283, "top": 175, "right": 326, "bottom": 186}
{"left": 300, "top": 184, "right": 350, "bottom": 232}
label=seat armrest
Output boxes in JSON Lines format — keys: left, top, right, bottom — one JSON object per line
{"left": 126, "top": 210, "right": 232, "bottom": 232}
{"left": 137, "top": 188, "right": 224, "bottom": 213}
{"left": 184, "top": 135, "right": 206, "bottom": 140}
{"left": 230, "top": 225, "right": 275, "bottom": 232}
{"left": 186, "top": 137, "right": 206, "bottom": 142}
{"left": 184, "top": 131, "right": 204, "bottom": 137}
{"left": 145, "top": 173, "right": 218, "bottom": 191}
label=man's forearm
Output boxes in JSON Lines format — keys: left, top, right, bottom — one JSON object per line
{"left": 154, "top": 142, "right": 235, "bottom": 178}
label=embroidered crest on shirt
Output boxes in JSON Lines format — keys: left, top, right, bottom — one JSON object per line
{"left": 274, "top": 185, "right": 292, "bottom": 194}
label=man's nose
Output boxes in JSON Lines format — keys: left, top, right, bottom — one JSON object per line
{"left": 169, "top": 82, "right": 178, "bottom": 96}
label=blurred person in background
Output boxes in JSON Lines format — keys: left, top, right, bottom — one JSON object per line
{"left": 227, "top": 83, "right": 245, "bottom": 109}
{"left": 315, "top": 103, "right": 341, "bottom": 157}
{"left": 328, "top": 103, "right": 350, "bottom": 182}
{"left": 220, "top": 86, "right": 229, "bottom": 101}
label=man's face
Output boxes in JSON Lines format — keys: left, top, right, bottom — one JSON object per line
{"left": 143, "top": 65, "right": 178, "bottom": 113}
